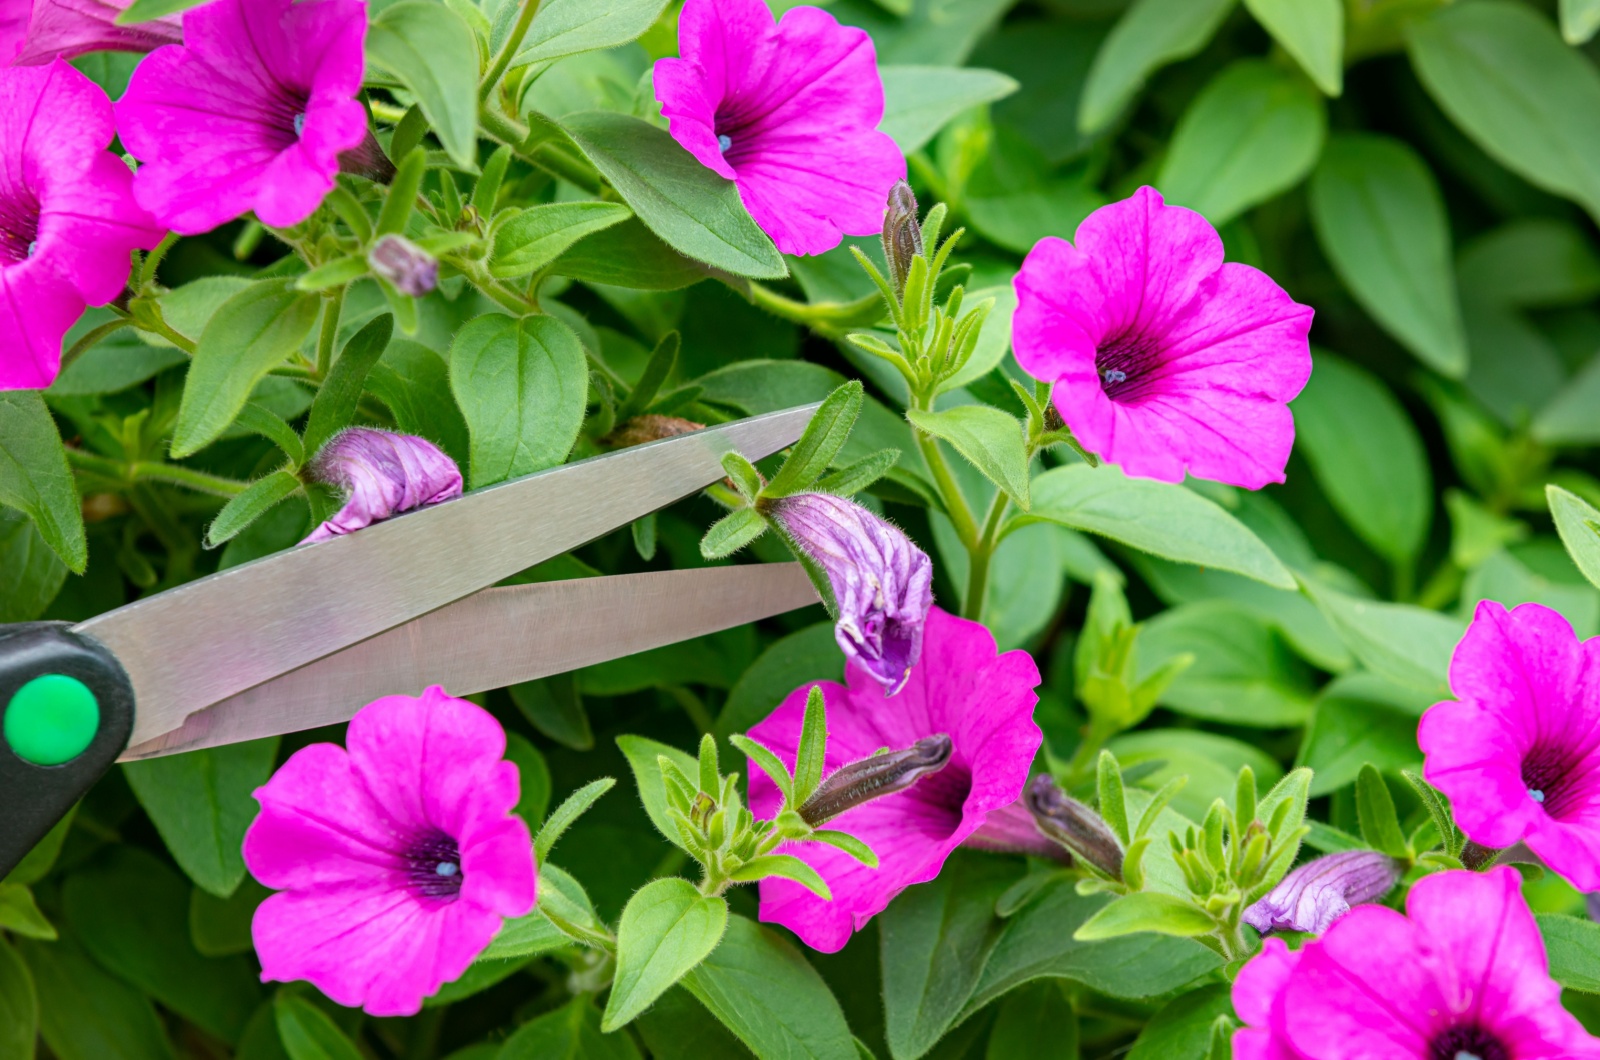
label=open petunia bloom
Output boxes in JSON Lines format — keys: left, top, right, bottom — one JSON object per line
{"left": 243, "top": 686, "right": 536, "bottom": 1016}
{"left": 115, "top": 0, "right": 370, "bottom": 234}
{"left": 0, "top": 60, "right": 163, "bottom": 390}
{"left": 1011, "top": 186, "right": 1313, "bottom": 489}
{"left": 300, "top": 428, "right": 463, "bottom": 544}
{"left": 653, "top": 0, "right": 905, "bottom": 257}
{"left": 1233, "top": 867, "right": 1600, "bottom": 1059}
{"left": 1242, "top": 850, "right": 1400, "bottom": 936}
{"left": 746, "top": 608, "right": 1041, "bottom": 953}
{"left": 1420, "top": 600, "right": 1600, "bottom": 891}
{"left": 5, "top": 0, "right": 181, "bottom": 67}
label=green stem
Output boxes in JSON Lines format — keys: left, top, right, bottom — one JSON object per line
{"left": 962, "top": 489, "right": 1011, "bottom": 621}
{"left": 910, "top": 398, "right": 979, "bottom": 549}
{"left": 478, "top": 108, "right": 604, "bottom": 194}
{"left": 744, "top": 281, "right": 885, "bottom": 338}
{"left": 129, "top": 463, "right": 250, "bottom": 498}
{"left": 139, "top": 232, "right": 180, "bottom": 289}
{"left": 135, "top": 312, "right": 196, "bottom": 355}
{"left": 59, "top": 318, "right": 133, "bottom": 373}
{"left": 480, "top": 0, "right": 542, "bottom": 100}
{"left": 314, "top": 286, "right": 346, "bottom": 378}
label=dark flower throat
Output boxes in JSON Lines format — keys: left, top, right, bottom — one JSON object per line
{"left": 1429, "top": 1023, "right": 1508, "bottom": 1060}
{"left": 404, "top": 832, "right": 463, "bottom": 901}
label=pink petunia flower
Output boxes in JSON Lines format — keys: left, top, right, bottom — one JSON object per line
{"left": 1232, "top": 867, "right": 1600, "bottom": 1059}
{"left": 4, "top": 0, "right": 181, "bottom": 67}
{"left": 115, "top": 0, "right": 371, "bottom": 235}
{"left": 300, "top": 428, "right": 463, "bottom": 545}
{"left": 746, "top": 607, "right": 1041, "bottom": 952}
{"left": 1011, "top": 186, "right": 1314, "bottom": 489}
{"left": 1420, "top": 600, "right": 1600, "bottom": 891}
{"left": 653, "top": 0, "right": 906, "bottom": 257}
{"left": 0, "top": 60, "right": 163, "bottom": 390}
{"left": 243, "top": 686, "right": 536, "bottom": 1016}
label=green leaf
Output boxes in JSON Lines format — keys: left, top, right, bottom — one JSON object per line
{"left": 190, "top": 880, "right": 269, "bottom": 958}
{"left": 1020, "top": 464, "right": 1294, "bottom": 589}
{"left": 425, "top": 956, "right": 533, "bottom": 1007}
{"left": 516, "top": 0, "right": 671, "bottom": 64}
{"left": 375, "top": 149, "right": 425, "bottom": 240}
{"left": 562, "top": 111, "right": 786, "bottom": 280}
{"left": 1075, "top": 892, "right": 1216, "bottom": 941}
{"left": 0, "top": 506, "right": 66, "bottom": 622}
{"left": 1562, "top": 0, "right": 1600, "bottom": 43}
{"left": 1298, "top": 578, "right": 1461, "bottom": 696}
{"left": 939, "top": 285, "right": 1017, "bottom": 394}
{"left": 1355, "top": 764, "right": 1410, "bottom": 858}
{"left": 637, "top": 988, "right": 749, "bottom": 1060}
{"left": 1243, "top": 0, "right": 1342, "bottom": 95}
{"left": 0, "top": 936, "right": 36, "bottom": 1060}
{"left": 366, "top": 2, "right": 479, "bottom": 168}
{"left": 794, "top": 686, "right": 828, "bottom": 803}
{"left": 172, "top": 279, "right": 320, "bottom": 457}
{"left": 700, "top": 509, "right": 770, "bottom": 560}
{"left": 604, "top": 878, "right": 730, "bottom": 1031}
{"left": 115, "top": 0, "right": 203, "bottom": 21}
{"left": 205, "top": 471, "right": 302, "bottom": 549}
{"left": 1549, "top": 485, "right": 1600, "bottom": 592}
{"left": 1298, "top": 683, "right": 1425, "bottom": 796}
{"left": 682, "top": 915, "right": 857, "bottom": 1060}
{"left": 619, "top": 735, "right": 699, "bottom": 852}
{"left": 1308, "top": 135, "right": 1467, "bottom": 376}
{"left": 551, "top": 217, "right": 712, "bottom": 290}
{"left": 1157, "top": 59, "right": 1326, "bottom": 227}
{"left": 122, "top": 737, "right": 280, "bottom": 898}
{"left": 366, "top": 339, "right": 471, "bottom": 469}
{"left": 763, "top": 381, "right": 863, "bottom": 499}
{"left": 721, "top": 452, "right": 763, "bottom": 504}
{"left": 813, "top": 449, "right": 899, "bottom": 497}
{"left": 1136, "top": 602, "right": 1313, "bottom": 727}
{"left": 491, "top": 202, "right": 634, "bottom": 279}
{"left": 482, "top": 864, "right": 596, "bottom": 960}
{"left": 505, "top": 731, "right": 552, "bottom": 829}
{"left": 985, "top": 981, "right": 1079, "bottom": 1060}
{"left": 0, "top": 882, "right": 53, "bottom": 940}
{"left": 302, "top": 315, "right": 394, "bottom": 458}
{"left": 1538, "top": 914, "right": 1600, "bottom": 992}
{"left": 715, "top": 622, "right": 843, "bottom": 739}
{"left": 0, "top": 391, "right": 85, "bottom": 572}
{"left": 1408, "top": 1, "right": 1600, "bottom": 226}
{"left": 1128, "top": 984, "right": 1233, "bottom": 1060}
{"left": 274, "top": 994, "right": 362, "bottom": 1060}
{"left": 906, "top": 405, "right": 1031, "bottom": 511}
{"left": 5, "top": 806, "right": 75, "bottom": 887}
{"left": 1292, "top": 352, "right": 1432, "bottom": 565}
{"left": 878, "top": 65, "right": 1019, "bottom": 154}
{"left": 725, "top": 855, "right": 831, "bottom": 898}
{"left": 19, "top": 936, "right": 174, "bottom": 1060}
{"left": 1079, "top": 0, "right": 1235, "bottom": 134}
{"left": 449, "top": 313, "right": 588, "bottom": 488}
{"left": 511, "top": 673, "right": 594, "bottom": 751}
{"left": 536, "top": 778, "right": 616, "bottom": 862}
{"left": 501, "top": 996, "right": 642, "bottom": 1060}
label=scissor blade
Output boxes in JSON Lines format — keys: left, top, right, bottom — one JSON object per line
{"left": 118, "top": 564, "right": 819, "bottom": 760}
{"left": 80, "top": 405, "right": 818, "bottom": 748}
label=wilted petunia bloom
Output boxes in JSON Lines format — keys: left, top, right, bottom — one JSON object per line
{"left": 368, "top": 233, "right": 438, "bottom": 297}
{"left": 1232, "top": 867, "right": 1600, "bottom": 1059}
{"left": 4, "top": 0, "right": 181, "bottom": 67}
{"left": 1012, "top": 186, "right": 1313, "bottom": 489}
{"left": 301, "top": 428, "right": 463, "bottom": 544}
{"left": 961, "top": 792, "right": 1074, "bottom": 863}
{"left": 1241, "top": 850, "right": 1400, "bottom": 936}
{"left": 115, "top": 0, "right": 370, "bottom": 234}
{"left": 1420, "top": 599, "right": 1600, "bottom": 891}
{"left": 764, "top": 491, "right": 933, "bottom": 695}
{"left": 653, "top": 0, "right": 905, "bottom": 257}
{"left": 746, "top": 608, "right": 1041, "bottom": 952}
{"left": 0, "top": 60, "right": 164, "bottom": 390}
{"left": 243, "top": 686, "right": 537, "bottom": 1016}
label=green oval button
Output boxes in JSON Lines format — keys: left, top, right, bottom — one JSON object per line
{"left": 4, "top": 675, "right": 100, "bottom": 766}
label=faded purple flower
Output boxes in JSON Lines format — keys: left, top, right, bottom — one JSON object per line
{"left": 798, "top": 734, "right": 952, "bottom": 826}
{"left": 764, "top": 491, "right": 932, "bottom": 695}
{"left": 1021, "top": 773, "right": 1124, "bottom": 878}
{"left": 115, "top": 0, "right": 371, "bottom": 234}
{"left": 368, "top": 234, "right": 437, "bottom": 297}
{"left": 301, "top": 428, "right": 463, "bottom": 545}
{"left": 881, "top": 180, "right": 922, "bottom": 296}
{"left": 6, "top": 0, "right": 180, "bottom": 66}
{"left": 1242, "top": 850, "right": 1401, "bottom": 936}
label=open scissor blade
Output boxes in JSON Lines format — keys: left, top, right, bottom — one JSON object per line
{"left": 79, "top": 404, "right": 818, "bottom": 748}
{"left": 119, "top": 563, "right": 820, "bottom": 760}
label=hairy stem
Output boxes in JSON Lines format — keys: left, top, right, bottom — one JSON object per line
{"left": 479, "top": 0, "right": 543, "bottom": 100}
{"left": 314, "top": 285, "right": 346, "bottom": 378}
{"left": 962, "top": 489, "right": 1011, "bottom": 621}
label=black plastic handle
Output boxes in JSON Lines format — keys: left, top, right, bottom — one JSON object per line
{"left": 0, "top": 623, "right": 134, "bottom": 878}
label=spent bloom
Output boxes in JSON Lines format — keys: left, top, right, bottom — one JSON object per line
{"left": 764, "top": 491, "right": 933, "bottom": 695}
{"left": 301, "top": 428, "right": 463, "bottom": 545}
{"left": 962, "top": 792, "right": 1074, "bottom": 862}
{"left": 116, "top": 0, "right": 372, "bottom": 234}
{"left": 368, "top": 234, "right": 438, "bottom": 297}
{"left": 746, "top": 608, "right": 1041, "bottom": 952}
{"left": 0, "top": 61, "right": 163, "bottom": 390}
{"left": 243, "top": 686, "right": 537, "bottom": 1016}
{"left": 1421, "top": 600, "right": 1600, "bottom": 891}
{"left": 3, "top": 0, "right": 181, "bottom": 66}
{"left": 653, "top": 0, "right": 905, "bottom": 257}
{"left": 1020, "top": 773, "right": 1124, "bottom": 878}
{"left": 1012, "top": 185, "right": 1313, "bottom": 489}
{"left": 1232, "top": 867, "right": 1600, "bottom": 1059}
{"left": 1241, "top": 850, "right": 1401, "bottom": 936}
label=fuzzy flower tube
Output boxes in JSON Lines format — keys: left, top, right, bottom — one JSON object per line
{"left": 1012, "top": 186, "right": 1314, "bottom": 489}
{"left": 654, "top": 0, "right": 905, "bottom": 256}
{"left": 300, "top": 428, "right": 463, "bottom": 544}
{"left": 1232, "top": 867, "right": 1600, "bottom": 1058}
{"left": 0, "top": 60, "right": 163, "bottom": 390}
{"left": 746, "top": 608, "right": 1041, "bottom": 952}
{"left": 1242, "top": 850, "right": 1400, "bottom": 936}
{"left": 3, "top": 0, "right": 181, "bottom": 66}
{"left": 242, "top": 687, "right": 537, "bottom": 1016}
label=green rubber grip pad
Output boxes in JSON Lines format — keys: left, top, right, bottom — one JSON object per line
{"left": 3, "top": 673, "right": 101, "bottom": 766}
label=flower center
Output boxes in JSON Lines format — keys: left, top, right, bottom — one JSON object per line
{"left": 717, "top": 133, "right": 732, "bottom": 153}
{"left": 1095, "top": 329, "right": 1165, "bottom": 403}
{"left": 403, "top": 832, "right": 463, "bottom": 901}
{"left": 1429, "top": 1024, "right": 1509, "bottom": 1060}
{"left": 0, "top": 190, "right": 41, "bottom": 266}
{"left": 293, "top": 112, "right": 306, "bottom": 137}
{"left": 1521, "top": 741, "right": 1588, "bottom": 818}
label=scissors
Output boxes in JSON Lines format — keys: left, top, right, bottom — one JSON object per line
{"left": 0, "top": 403, "right": 822, "bottom": 877}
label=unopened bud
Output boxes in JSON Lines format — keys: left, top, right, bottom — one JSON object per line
{"left": 1025, "top": 774, "right": 1124, "bottom": 881}
{"left": 368, "top": 234, "right": 438, "bottom": 297}
{"left": 881, "top": 180, "right": 923, "bottom": 297}
{"left": 1242, "top": 851, "right": 1400, "bottom": 935}
{"left": 601, "top": 415, "right": 706, "bottom": 449}
{"left": 799, "top": 735, "right": 952, "bottom": 826}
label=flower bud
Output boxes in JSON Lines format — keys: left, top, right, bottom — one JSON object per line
{"left": 301, "top": 428, "right": 463, "bottom": 544}
{"left": 798, "top": 735, "right": 952, "bottom": 827}
{"left": 337, "top": 130, "right": 399, "bottom": 185}
{"left": 368, "top": 234, "right": 437, "bottom": 297}
{"left": 1025, "top": 774, "right": 1124, "bottom": 880}
{"left": 881, "top": 180, "right": 923, "bottom": 297}
{"left": 1242, "top": 850, "right": 1401, "bottom": 936}
{"left": 600, "top": 415, "right": 706, "bottom": 450}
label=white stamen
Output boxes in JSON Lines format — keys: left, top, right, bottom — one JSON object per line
{"left": 293, "top": 112, "right": 306, "bottom": 137}
{"left": 717, "top": 133, "right": 732, "bottom": 153}
{"left": 25, "top": 240, "right": 36, "bottom": 258}
{"left": 1529, "top": 788, "right": 1546, "bottom": 804}
{"left": 1455, "top": 1052, "right": 1482, "bottom": 1060}
{"left": 434, "top": 861, "right": 459, "bottom": 877}
{"left": 1103, "top": 369, "right": 1127, "bottom": 384}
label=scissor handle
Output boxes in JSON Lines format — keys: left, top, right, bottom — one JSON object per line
{"left": 0, "top": 623, "right": 134, "bottom": 878}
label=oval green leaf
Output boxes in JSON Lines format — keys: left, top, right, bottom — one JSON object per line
{"left": 491, "top": 202, "right": 634, "bottom": 279}
{"left": 367, "top": 1, "right": 479, "bottom": 169}
{"left": 1074, "top": 892, "right": 1216, "bottom": 941}
{"left": 0, "top": 392, "right": 84, "bottom": 573}
{"left": 1078, "top": 0, "right": 1235, "bottom": 134}
{"left": 1243, "top": 0, "right": 1342, "bottom": 96}
{"left": 604, "top": 878, "right": 729, "bottom": 1031}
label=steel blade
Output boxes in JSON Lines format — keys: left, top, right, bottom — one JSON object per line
{"left": 119, "top": 564, "right": 819, "bottom": 760}
{"left": 80, "top": 405, "right": 817, "bottom": 747}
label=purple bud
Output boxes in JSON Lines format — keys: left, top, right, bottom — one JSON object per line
{"left": 764, "top": 492, "right": 933, "bottom": 695}
{"left": 964, "top": 797, "right": 1074, "bottom": 863}
{"left": 1242, "top": 850, "right": 1401, "bottom": 936}
{"left": 300, "top": 428, "right": 463, "bottom": 544}
{"left": 881, "top": 180, "right": 922, "bottom": 296}
{"left": 368, "top": 234, "right": 438, "bottom": 297}
{"left": 1025, "top": 774, "right": 1123, "bottom": 880}
{"left": 12, "top": 0, "right": 182, "bottom": 66}
{"left": 799, "top": 735, "right": 952, "bottom": 826}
